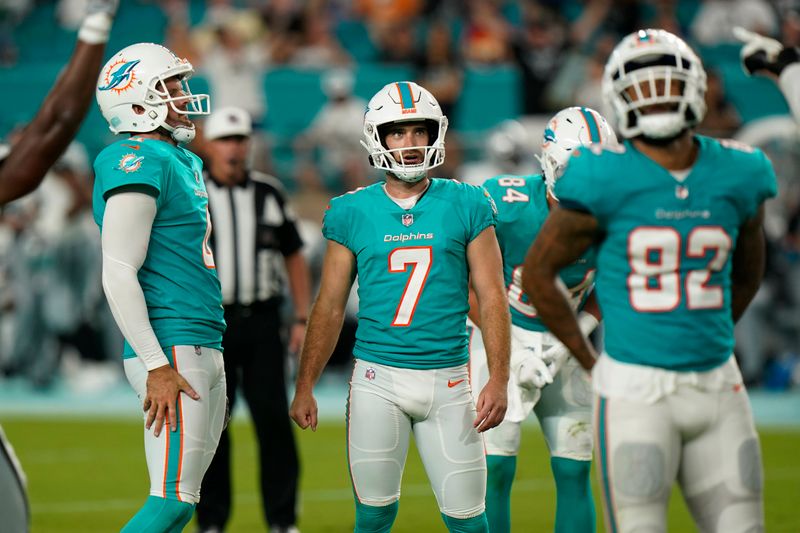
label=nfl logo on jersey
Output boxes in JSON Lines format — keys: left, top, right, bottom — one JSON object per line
{"left": 365, "top": 367, "right": 376, "bottom": 381}
{"left": 402, "top": 214, "right": 414, "bottom": 227}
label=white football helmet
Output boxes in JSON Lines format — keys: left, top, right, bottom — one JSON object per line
{"left": 603, "top": 29, "right": 707, "bottom": 140}
{"left": 487, "top": 119, "right": 531, "bottom": 169}
{"left": 536, "top": 106, "right": 617, "bottom": 197}
{"left": 96, "top": 43, "right": 210, "bottom": 143}
{"left": 361, "top": 81, "right": 448, "bottom": 183}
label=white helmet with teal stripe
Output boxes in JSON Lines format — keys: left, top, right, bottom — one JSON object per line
{"left": 536, "top": 106, "right": 617, "bottom": 198}
{"left": 361, "top": 81, "right": 448, "bottom": 183}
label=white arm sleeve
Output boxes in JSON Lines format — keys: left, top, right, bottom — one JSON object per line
{"left": 779, "top": 62, "right": 800, "bottom": 126}
{"left": 101, "top": 192, "right": 169, "bottom": 371}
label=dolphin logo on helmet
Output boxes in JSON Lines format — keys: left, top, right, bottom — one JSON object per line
{"left": 96, "top": 43, "right": 210, "bottom": 144}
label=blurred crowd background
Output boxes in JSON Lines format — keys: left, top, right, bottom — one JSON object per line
{"left": 1, "top": 0, "right": 799, "bottom": 394}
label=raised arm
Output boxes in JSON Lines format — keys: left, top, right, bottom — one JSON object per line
{"left": 734, "top": 26, "right": 800, "bottom": 125}
{"left": 0, "top": 0, "right": 118, "bottom": 205}
{"left": 522, "top": 206, "right": 600, "bottom": 370}
{"left": 290, "top": 240, "right": 356, "bottom": 431}
{"left": 467, "top": 226, "right": 510, "bottom": 432}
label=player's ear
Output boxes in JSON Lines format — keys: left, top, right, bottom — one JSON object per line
{"left": 132, "top": 104, "right": 145, "bottom": 115}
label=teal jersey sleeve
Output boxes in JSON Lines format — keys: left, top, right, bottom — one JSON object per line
{"left": 322, "top": 189, "right": 361, "bottom": 251}
{"left": 468, "top": 184, "right": 498, "bottom": 241}
{"left": 93, "top": 138, "right": 165, "bottom": 205}
{"left": 720, "top": 140, "right": 778, "bottom": 220}
{"left": 554, "top": 144, "right": 626, "bottom": 227}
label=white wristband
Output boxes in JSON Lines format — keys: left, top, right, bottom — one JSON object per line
{"left": 578, "top": 311, "right": 600, "bottom": 336}
{"left": 78, "top": 12, "right": 112, "bottom": 44}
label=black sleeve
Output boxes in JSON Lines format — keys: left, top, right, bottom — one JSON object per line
{"left": 273, "top": 188, "right": 304, "bottom": 257}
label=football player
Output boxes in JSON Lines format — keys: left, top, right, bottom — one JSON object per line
{"left": 93, "top": 42, "right": 226, "bottom": 532}
{"left": 523, "top": 29, "right": 775, "bottom": 533}
{"left": 290, "top": 81, "right": 511, "bottom": 533}
{"left": 468, "top": 106, "right": 614, "bottom": 533}
{"left": 0, "top": 2, "right": 119, "bottom": 531}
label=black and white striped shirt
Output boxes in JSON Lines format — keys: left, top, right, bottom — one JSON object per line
{"left": 205, "top": 170, "right": 303, "bottom": 306}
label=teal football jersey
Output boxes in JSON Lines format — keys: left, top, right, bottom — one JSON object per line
{"left": 555, "top": 135, "right": 778, "bottom": 371}
{"left": 323, "top": 178, "right": 497, "bottom": 369}
{"left": 93, "top": 137, "right": 225, "bottom": 358}
{"left": 483, "top": 175, "right": 596, "bottom": 331}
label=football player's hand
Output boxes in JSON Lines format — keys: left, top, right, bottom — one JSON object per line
{"left": 86, "top": 0, "right": 120, "bottom": 17}
{"left": 144, "top": 365, "right": 200, "bottom": 438}
{"left": 517, "top": 352, "right": 555, "bottom": 390}
{"left": 733, "top": 26, "right": 784, "bottom": 77}
{"left": 474, "top": 376, "right": 507, "bottom": 433}
{"left": 290, "top": 387, "right": 318, "bottom": 431}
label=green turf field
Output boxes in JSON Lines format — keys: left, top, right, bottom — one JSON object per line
{"left": 2, "top": 418, "right": 798, "bottom": 532}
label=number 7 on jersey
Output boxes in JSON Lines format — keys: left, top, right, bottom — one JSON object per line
{"left": 389, "top": 246, "right": 433, "bottom": 326}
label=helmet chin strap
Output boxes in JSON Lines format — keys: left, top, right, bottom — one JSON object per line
{"left": 160, "top": 122, "right": 196, "bottom": 144}
{"left": 638, "top": 112, "right": 685, "bottom": 140}
{"left": 170, "top": 126, "right": 196, "bottom": 144}
{"left": 389, "top": 168, "right": 426, "bottom": 183}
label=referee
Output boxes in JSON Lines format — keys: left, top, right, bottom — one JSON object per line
{"left": 196, "top": 107, "right": 310, "bottom": 533}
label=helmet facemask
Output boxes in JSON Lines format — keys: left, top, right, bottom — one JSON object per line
{"left": 363, "top": 119, "right": 446, "bottom": 183}
{"left": 146, "top": 73, "right": 210, "bottom": 143}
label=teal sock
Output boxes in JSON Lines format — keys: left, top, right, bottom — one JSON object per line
{"left": 121, "top": 496, "right": 195, "bottom": 533}
{"left": 441, "top": 512, "right": 489, "bottom": 533}
{"left": 485, "top": 455, "right": 516, "bottom": 533}
{"left": 551, "top": 457, "right": 595, "bottom": 533}
{"left": 354, "top": 500, "right": 398, "bottom": 533}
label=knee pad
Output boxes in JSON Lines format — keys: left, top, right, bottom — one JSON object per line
{"left": 613, "top": 442, "right": 667, "bottom": 499}
{"left": 441, "top": 512, "right": 489, "bottom": 533}
{"left": 354, "top": 500, "right": 398, "bottom": 533}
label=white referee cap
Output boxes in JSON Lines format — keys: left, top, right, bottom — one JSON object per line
{"left": 205, "top": 106, "right": 252, "bottom": 140}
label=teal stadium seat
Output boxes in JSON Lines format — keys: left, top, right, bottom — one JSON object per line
{"left": 0, "top": 63, "right": 62, "bottom": 137}
{"left": 265, "top": 65, "right": 415, "bottom": 182}
{"left": 335, "top": 20, "right": 378, "bottom": 63}
{"left": 454, "top": 66, "right": 521, "bottom": 135}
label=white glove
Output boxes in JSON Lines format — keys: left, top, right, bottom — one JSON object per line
{"left": 517, "top": 353, "right": 554, "bottom": 390}
{"left": 517, "top": 312, "right": 600, "bottom": 390}
{"left": 79, "top": 0, "right": 119, "bottom": 44}
{"left": 733, "top": 26, "right": 785, "bottom": 76}
{"left": 542, "top": 343, "right": 571, "bottom": 379}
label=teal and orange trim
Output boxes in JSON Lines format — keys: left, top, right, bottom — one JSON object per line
{"left": 579, "top": 107, "right": 602, "bottom": 143}
{"left": 596, "top": 396, "right": 619, "bottom": 533}
{"left": 162, "top": 346, "right": 185, "bottom": 501}
{"left": 395, "top": 82, "right": 417, "bottom": 114}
